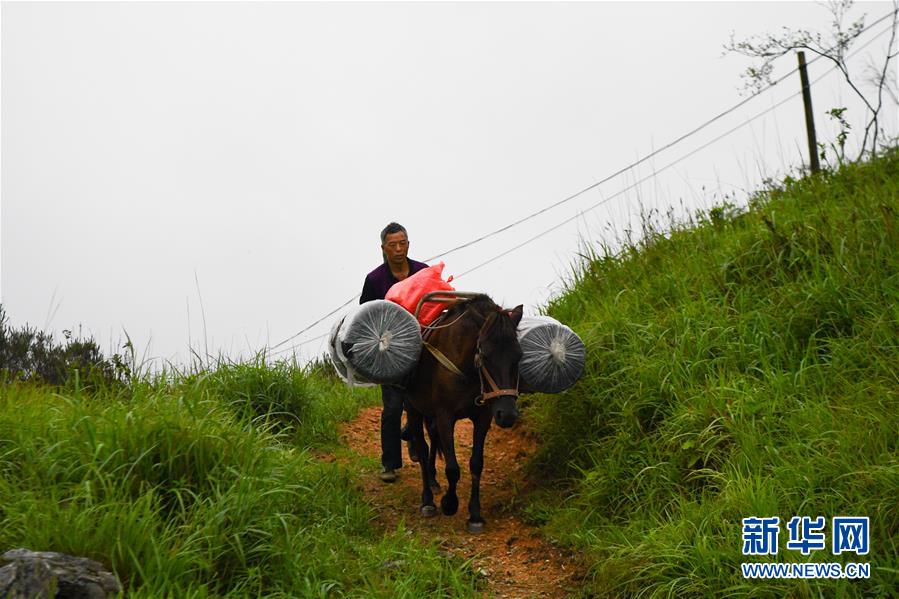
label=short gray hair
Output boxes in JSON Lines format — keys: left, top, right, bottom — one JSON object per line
{"left": 380, "top": 222, "right": 407, "bottom": 244}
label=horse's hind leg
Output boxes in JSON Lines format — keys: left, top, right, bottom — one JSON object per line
{"left": 467, "top": 411, "right": 492, "bottom": 533}
{"left": 424, "top": 417, "right": 441, "bottom": 492}
{"left": 435, "top": 415, "right": 460, "bottom": 516}
{"left": 408, "top": 408, "right": 436, "bottom": 517}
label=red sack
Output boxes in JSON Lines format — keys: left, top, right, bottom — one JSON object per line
{"left": 385, "top": 262, "right": 455, "bottom": 326}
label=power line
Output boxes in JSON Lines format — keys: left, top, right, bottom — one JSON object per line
{"left": 269, "top": 12, "right": 897, "bottom": 356}
{"left": 270, "top": 79, "right": 799, "bottom": 355}
{"left": 268, "top": 294, "right": 358, "bottom": 351}
{"left": 267, "top": 331, "right": 330, "bottom": 358}
{"left": 422, "top": 8, "right": 896, "bottom": 264}
{"left": 455, "top": 96, "right": 801, "bottom": 279}
{"left": 455, "top": 19, "right": 898, "bottom": 280}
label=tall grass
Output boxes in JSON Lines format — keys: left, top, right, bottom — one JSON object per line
{"left": 0, "top": 359, "right": 480, "bottom": 597}
{"left": 5, "top": 150, "right": 897, "bottom": 597}
{"left": 525, "top": 148, "right": 899, "bottom": 597}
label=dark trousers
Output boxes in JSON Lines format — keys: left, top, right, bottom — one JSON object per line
{"left": 381, "top": 385, "right": 408, "bottom": 470}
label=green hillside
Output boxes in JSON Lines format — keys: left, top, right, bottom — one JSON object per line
{"left": 1, "top": 148, "right": 897, "bottom": 597}
{"left": 527, "top": 147, "right": 899, "bottom": 597}
{"left": 0, "top": 362, "right": 479, "bottom": 597}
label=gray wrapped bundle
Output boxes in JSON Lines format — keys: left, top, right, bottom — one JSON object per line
{"left": 517, "top": 315, "right": 585, "bottom": 393}
{"left": 328, "top": 314, "right": 374, "bottom": 387}
{"left": 328, "top": 300, "right": 422, "bottom": 386}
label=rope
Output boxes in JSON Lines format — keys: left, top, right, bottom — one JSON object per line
{"left": 420, "top": 307, "right": 469, "bottom": 332}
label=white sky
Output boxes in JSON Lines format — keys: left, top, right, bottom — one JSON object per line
{"left": 2, "top": 1, "right": 896, "bottom": 367}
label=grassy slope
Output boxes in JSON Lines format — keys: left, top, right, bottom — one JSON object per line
{"left": 3, "top": 151, "right": 897, "bottom": 598}
{"left": 0, "top": 361, "right": 480, "bottom": 597}
{"left": 526, "top": 149, "right": 899, "bottom": 597}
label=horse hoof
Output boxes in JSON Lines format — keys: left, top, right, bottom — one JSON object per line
{"left": 440, "top": 495, "right": 459, "bottom": 516}
{"left": 467, "top": 521, "right": 485, "bottom": 534}
{"left": 428, "top": 478, "right": 442, "bottom": 492}
{"left": 421, "top": 505, "right": 437, "bottom": 518}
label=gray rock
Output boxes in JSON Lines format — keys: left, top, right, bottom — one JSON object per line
{"left": 0, "top": 549, "right": 121, "bottom": 598}
{"left": 0, "top": 558, "right": 56, "bottom": 598}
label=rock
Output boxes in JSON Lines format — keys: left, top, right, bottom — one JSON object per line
{"left": 0, "top": 549, "right": 121, "bottom": 599}
{"left": 0, "top": 559, "right": 55, "bottom": 598}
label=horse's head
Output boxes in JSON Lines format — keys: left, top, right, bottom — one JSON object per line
{"left": 475, "top": 304, "right": 524, "bottom": 428}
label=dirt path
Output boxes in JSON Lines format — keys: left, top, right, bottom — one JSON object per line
{"left": 337, "top": 406, "right": 582, "bottom": 598}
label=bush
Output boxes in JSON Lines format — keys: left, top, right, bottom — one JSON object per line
{"left": 0, "top": 305, "right": 128, "bottom": 389}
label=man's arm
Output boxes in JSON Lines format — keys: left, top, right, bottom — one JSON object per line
{"left": 360, "top": 274, "right": 376, "bottom": 304}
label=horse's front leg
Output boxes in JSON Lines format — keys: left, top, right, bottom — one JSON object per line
{"left": 407, "top": 408, "right": 436, "bottom": 517}
{"left": 435, "top": 415, "right": 460, "bottom": 516}
{"left": 467, "top": 410, "right": 492, "bottom": 533}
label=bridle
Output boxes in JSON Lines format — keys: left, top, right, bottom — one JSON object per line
{"left": 473, "top": 342, "right": 520, "bottom": 406}
{"left": 417, "top": 293, "right": 521, "bottom": 406}
{"left": 422, "top": 338, "right": 520, "bottom": 406}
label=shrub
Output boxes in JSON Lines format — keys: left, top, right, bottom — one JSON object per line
{"left": 0, "top": 305, "right": 127, "bottom": 389}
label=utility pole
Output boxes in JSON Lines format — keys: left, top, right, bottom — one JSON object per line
{"left": 797, "top": 51, "right": 820, "bottom": 174}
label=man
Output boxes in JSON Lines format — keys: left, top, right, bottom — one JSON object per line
{"left": 360, "top": 222, "right": 428, "bottom": 482}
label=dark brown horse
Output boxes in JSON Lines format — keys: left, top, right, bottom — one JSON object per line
{"left": 405, "top": 293, "right": 523, "bottom": 533}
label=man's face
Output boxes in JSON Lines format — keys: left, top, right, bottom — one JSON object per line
{"left": 382, "top": 231, "right": 409, "bottom": 266}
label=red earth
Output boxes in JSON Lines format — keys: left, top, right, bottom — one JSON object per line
{"left": 335, "top": 406, "right": 585, "bottom": 598}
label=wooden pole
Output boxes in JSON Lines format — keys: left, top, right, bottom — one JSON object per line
{"left": 797, "top": 51, "right": 820, "bottom": 174}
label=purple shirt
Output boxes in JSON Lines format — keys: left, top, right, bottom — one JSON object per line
{"left": 360, "top": 259, "right": 429, "bottom": 303}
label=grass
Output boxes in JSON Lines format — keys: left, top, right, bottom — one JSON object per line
{"left": 4, "top": 149, "right": 898, "bottom": 597}
{"left": 0, "top": 359, "right": 481, "bottom": 597}
{"left": 522, "top": 148, "right": 899, "bottom": 597}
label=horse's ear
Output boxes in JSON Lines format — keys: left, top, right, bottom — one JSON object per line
{"left": 508, "top": 305, "right": 524, "bottom": 327}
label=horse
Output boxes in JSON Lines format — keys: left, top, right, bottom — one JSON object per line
{"left": 404, "top": 293, "right": 523, "bottom": 533}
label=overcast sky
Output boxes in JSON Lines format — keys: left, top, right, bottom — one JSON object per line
{"left": 2, "top": 1, "right": 896, "bottom": 367}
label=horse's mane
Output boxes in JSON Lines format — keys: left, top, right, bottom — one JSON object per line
{"left": 446, "top": 294, "right": 518, "bottom": 340}
{"left": 443, "top": 294, "right": 493, "bottom": 321}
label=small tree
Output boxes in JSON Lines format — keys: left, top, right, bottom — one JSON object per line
{"left": 726, "top": 0, "right": 899, "bottom": 161}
